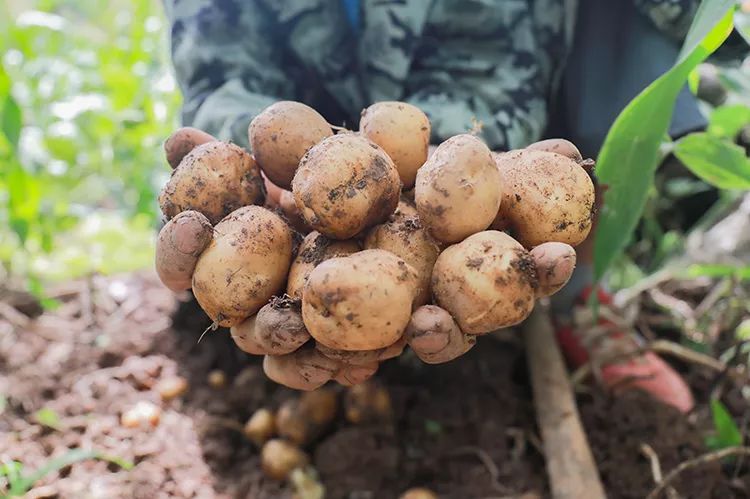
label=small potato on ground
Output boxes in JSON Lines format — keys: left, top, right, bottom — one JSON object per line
{"left": 159, "top": 141, "right": 265, "bottom": 224}
{"left": 192, "top": 206, "right": 293, "bottom": 327}
{"left": 405, "top": 305, "right": 476, "bottom": 364}
{"left": 415, "top": 134, "right": 501, "bottom": 243}
{"left": 287, "top": 231, "right": 360, "bottom": 299}
{"left": 344, "top": 381, "right": 393, "bottom": 424}
{"left": 263, "top": 347, "right": 339, "bottom": 391}
{"left": 155, "top": 210, "right": 212, "bottom": 292}
{"left": 249, "top": 101, "right": 333, "bottom": 190}
{"left": 244, "top": 408, "right": 276, "bottom": 446}
{"left": 302, "top": 249, "right": 419, "bottom": 351}
{"left": 163, "top": 127, "right": 215, "bottom": 169}
{"left": 292, "top": 133, "right": 401, "bottom": 239}
{"left": 276, "top": 388, "right": 338, "bottom": 445}
{"left": 261, "top": 439, "right": 309, "bottom": 480}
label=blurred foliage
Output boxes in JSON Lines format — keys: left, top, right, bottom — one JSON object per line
{"left": 707, "top": 399, "right": 743, "bottom": 450}
{"left": 0, "top": 0, "right": 178, "bottom": 293}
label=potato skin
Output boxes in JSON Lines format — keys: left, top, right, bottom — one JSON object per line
{"left": 254, "top": 297, "right": 311, "bottom": 354}
{"left": 163, "top": 127, "right": 215, "bottom": 169}
{"left": 302, "top": 249, "right": 419, "bottom": 351}
{"left": 287, "top": 231, "right": 360, "bottom": 299}
{"left": 155, "top": 210, "right": 213, "bottom": 292}
{"left": 292, "top": 133, "right": 401, "bottom": 239}
{"left": 432, "top": 231, "right": 537, "bottom": 334}
{"left": 230, "top": 315, "right": 268, "bottom": 355}
{"left": 365, "top": 214, "right": 441, "bottom": 307}
{"left": 530, "top": 242, "right": 576, "bottom": 297}
{"left": 249, "top": 101, "right": 333, "bottom": 190}
{"left": 526, "top": 138, "right": 582, "bottom": 161}
{"left": 263, "top": 348, "right": 339, "bottom": 391}
{"left": 359, "top": 101, "right": 430, "bottom": 189}
{"left": 415, "top": 134, "right": 501, "bottom": 243}
{"left": 494, "top": 149, "right": 594, "bottom": 248}
{"left": 192, "top": 206, "right": 293, "bottom": 327}
{"left": 405, "top": 305, "right": 476, "bottom": 364}
{"left": 159, "top": 141, "right": 265, "bottom": 224}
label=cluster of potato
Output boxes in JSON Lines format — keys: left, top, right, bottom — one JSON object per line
{"left": 155, "top": 100, "right": 594, "bottom": 390}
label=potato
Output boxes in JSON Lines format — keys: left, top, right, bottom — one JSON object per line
{"left": 261, "top": 439, "right": 309, "bottom": 480}
{"left": 405, "top": 305, "right": 476, "bottom": 363}
{"left": 431, "top": 231, "right": 537, "bottom": 334}
{"left": 530, "top": 242, "right": 577, "bottom": 297}
{"left": 244, "top": 408, "right": 276, "bottom": 446}
{"left": 287, "top": 231, "right": 360, "bottom": 299}
{"left": 365, "top": 214, "right": 441, "bottom": 307}
{"left": 159, "top": 141, "right": 265, "bottom": 224}
{"left": 302, "top": 249, "right": 419, "bottom": 350}
{"left": 316, "top": 336, "right": 406, "bottom": 365}
{"left": 292, "top": 133, "right": 401, "bottom": 239}
{"left": 279, "top": 188, "right": 311, "bottom": 233}
{"left": 415, "top": 134, "right": 501, "bottom": 243}
{"left": 359, "top": 101, "right": 430, "bottom": 188}
{"left": 249, "top": 101, "right": 333, "bottom": 190}
{"left": 254, "top": 297, "right": 311, "bottom": 355}
{"left": 400, "top": 488, "right": 438, "bottom": 499}
{"left": 263, "top": 347, "right": 339, "bottom": 391}
{"left": 343, "top": 381, "right": 393, "bottom": 424}
{"left": 526, "top": 138, "right": 582, "bottom": 161}
{"left": 494, "top": 149, "right": 594, "bottom": 247}
{"left": 163, "top": 127, "right": 215, "bottom": 169}
{"left": 192, "top": 206, "right": 293, "bottom": 326}
{"left": 230, "top": 315, "right": 268, "bottom": 355}
{"left": 334, "top": 361, "right": 379, "bottom": 387}
{"left": 155, "top": 210, "right": 212, "bottom": 292}
{"left": 276, "top": 388, "right": 337, "bottom": 445}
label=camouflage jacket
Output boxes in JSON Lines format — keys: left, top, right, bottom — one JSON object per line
{"left": 165, "top": 0, "right": 698, "bottom": 151}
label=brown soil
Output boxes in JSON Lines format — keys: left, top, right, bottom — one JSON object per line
{"left": 1, "top": 272, "right": 747, "bottom": 498}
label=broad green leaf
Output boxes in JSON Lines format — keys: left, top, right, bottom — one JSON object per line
{"left": 593, "top": 6, "right": 735, "bottom": 280}
{"left": 1, "top": 95, "right": 21, "bottom": 150}
{"left": 708, "top": 105, "right": 750, "bottom": 139}
{"left": 674, "top": 133, "right": 750, "bottom": 189}
{"left": 707, "top": 399, "right": 742, "bottom": 450}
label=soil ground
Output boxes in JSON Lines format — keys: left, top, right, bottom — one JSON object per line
{"left": 0, "top": 271, "right": 747, "bottom": 498}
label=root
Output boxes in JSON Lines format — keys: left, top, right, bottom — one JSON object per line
{"left": 197, "top": 318, "right": 220, "bottom": 344}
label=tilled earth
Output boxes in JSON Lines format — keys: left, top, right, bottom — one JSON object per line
{"left": 0, "top": 272, "right": 747, "bottom": 498}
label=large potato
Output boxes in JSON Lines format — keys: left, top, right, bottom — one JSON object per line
{"left": 159, "top": 141, "right": 265, "bottom": 224}
{"left": 155, "top": 210, "right": 212, "bottom": 292}
{"left": 415, "top": 134, "right": 501, "bottom": 243}
{"left": 302, "top": 249, "right": 419, "bottom": 351}
{"left": 249, "top": 101, "right": 333, "bottom": 190}
{"left": 494, "top": 149, "right": 594, "bottom": 248}
{"left": 292, "top": 134, "right": 401, "bottom": 239}
{"left": 287, "top": 231, "right": 360, "bottom": 299}
{"left": 192, "top": 206, "right": 293, "bottom": 326}
{"left": 359, "top": 101, "right": 430, "bottom": 188}
{"left": 432, "top": 231, "right": 537, "bottom": 334}
{"left": 365, "top": 213, "right": 441, "bottom": 307}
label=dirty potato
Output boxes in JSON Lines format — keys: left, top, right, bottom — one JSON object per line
{"left": 249, "top": 101, "right": 333, "bottom": 189}
{"left": 415, "top": 134, "right": 501, "bottom": 243}
{"left": 254, "top": 297, "right": 311, "bottom": 355}
{"left": 292, "top": 134, "right": 401, "bottom": 239}
{"left": 302, "top": 249, "right": 419, "bottom": 351}
{"left": 159, "top": 141, "right": 265, "bottom": 224}
{"left": 287, "top": 231, "right": 360, "bottom": 299}
{"left": 192, "top": 206, "right": 293, "bottom": 327}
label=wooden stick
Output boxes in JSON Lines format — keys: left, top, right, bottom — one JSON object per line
{"left": 523, "top": 307, "right": 606, "bottom": 499}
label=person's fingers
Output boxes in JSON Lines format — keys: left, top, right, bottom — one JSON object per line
{"left": 526, "top": 138, "right": 582, "bottom": 162}
{"left": 164, "top": 127, "right": 215, "bottom": 169}
{"left": 334, "top": 362, "right": 379, "bottom": 386}
{"left": 530, "top": 242, "right": 577, "bottom": 298}
{"left": 263, "top": 348, "right": 339, "bottom": 390}
{"left": 155, "top": 211, "right": 213, "bottom": 292}
{"left": 263, "top": 171, "right": 284, "bottom": 207}
{"left": 230, "top": 315, "right": 269, "bottom": 355}
{"left": 406, "top": 305, "right": 476, "bottom": 364}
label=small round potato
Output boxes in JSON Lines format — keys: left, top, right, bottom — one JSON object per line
{"left": 526, "top": 138, "right": 583, "bottom": 162}
{"left": 155, "top": 210, "right": 213, "bottom": 292}
{"left": 530, "top": 242, "right": 577, "bottom": 297}
{"left": 287, "top": 231, "right": 360, "bottom": 299}
{"left": 249, "top": 101, "right": 333, "bottom": 189}
{"left": 431, "top": 231, "right": 537, "bottom": 334}
{"left": 192, "top": 206, "right": 293, "bottom": 326}
{"left": 260, "top": 439, "right": 309, "bottom": 480}
{"left": 302, "top": 249, "right": 419, "bottom": 351}
{"left": 292, "top": 133, "right": 401, "bottom": 239}
{"left": 415, "top": 134, "right": 501, "bottom": 243}
{"left": 163, "top": 127, "right": 216, "bottom": 169}
{"left": 365, "top": 214, "right": 441, "bottom": 307}
{"left": 276, "top": 388, "right": 337, "bottom": 445}
{"left": 359, "top": 101, "right": 430, "bottom": 188}
{"left": 405, "top": 305, "right": 476, "bottom": 364}
{"left": 159, "top": 141, "right": 265, "bottom": 224}
{"left": 254, "top": 297, "right": 311, "bottom": 354}
{"left": 494, "top": 149, "right": 594, "bottom": 248}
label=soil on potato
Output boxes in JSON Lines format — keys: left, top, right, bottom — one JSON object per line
{"left": 1, "top": 272, "right": 747, "bottom": 498}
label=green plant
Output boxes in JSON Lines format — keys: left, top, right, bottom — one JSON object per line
{"left": 0, "top": 449, "right": 133, "bottom": 498}
{"left": 706, "top": 399, "right": 743, "bottom": 450}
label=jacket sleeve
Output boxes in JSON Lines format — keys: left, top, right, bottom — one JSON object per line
{"left": 166, "top": 0, "right": 293, "bottom": 147}
{"left": 633, "top": 0, "right": 699, "bottom": 40}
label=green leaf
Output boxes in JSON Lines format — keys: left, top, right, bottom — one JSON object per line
{"left": 33, "top": 407, "right": 61, "bottom": 430}
{"left": 1, "top": 95, "right": 21, "bottom": 150}
{"left": 673, "top": 133, "right": 750, "bottom": 189}
{"left": 736, "top": 319, "right": 750, "bottom": 341}
{"left": 593, "top": 6, "right": 735, "bottom": 280}
{"left": 736, "top": 5, "right": 750, "bottom": 46}
{"left": 707, "top": 399, "right": 742, "bottom": 450}
{"left": 708, "top": 105, "right": 750, "bottom": 139}
{"left": 684, "top": 264, "right": 750, "bottom": 280}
